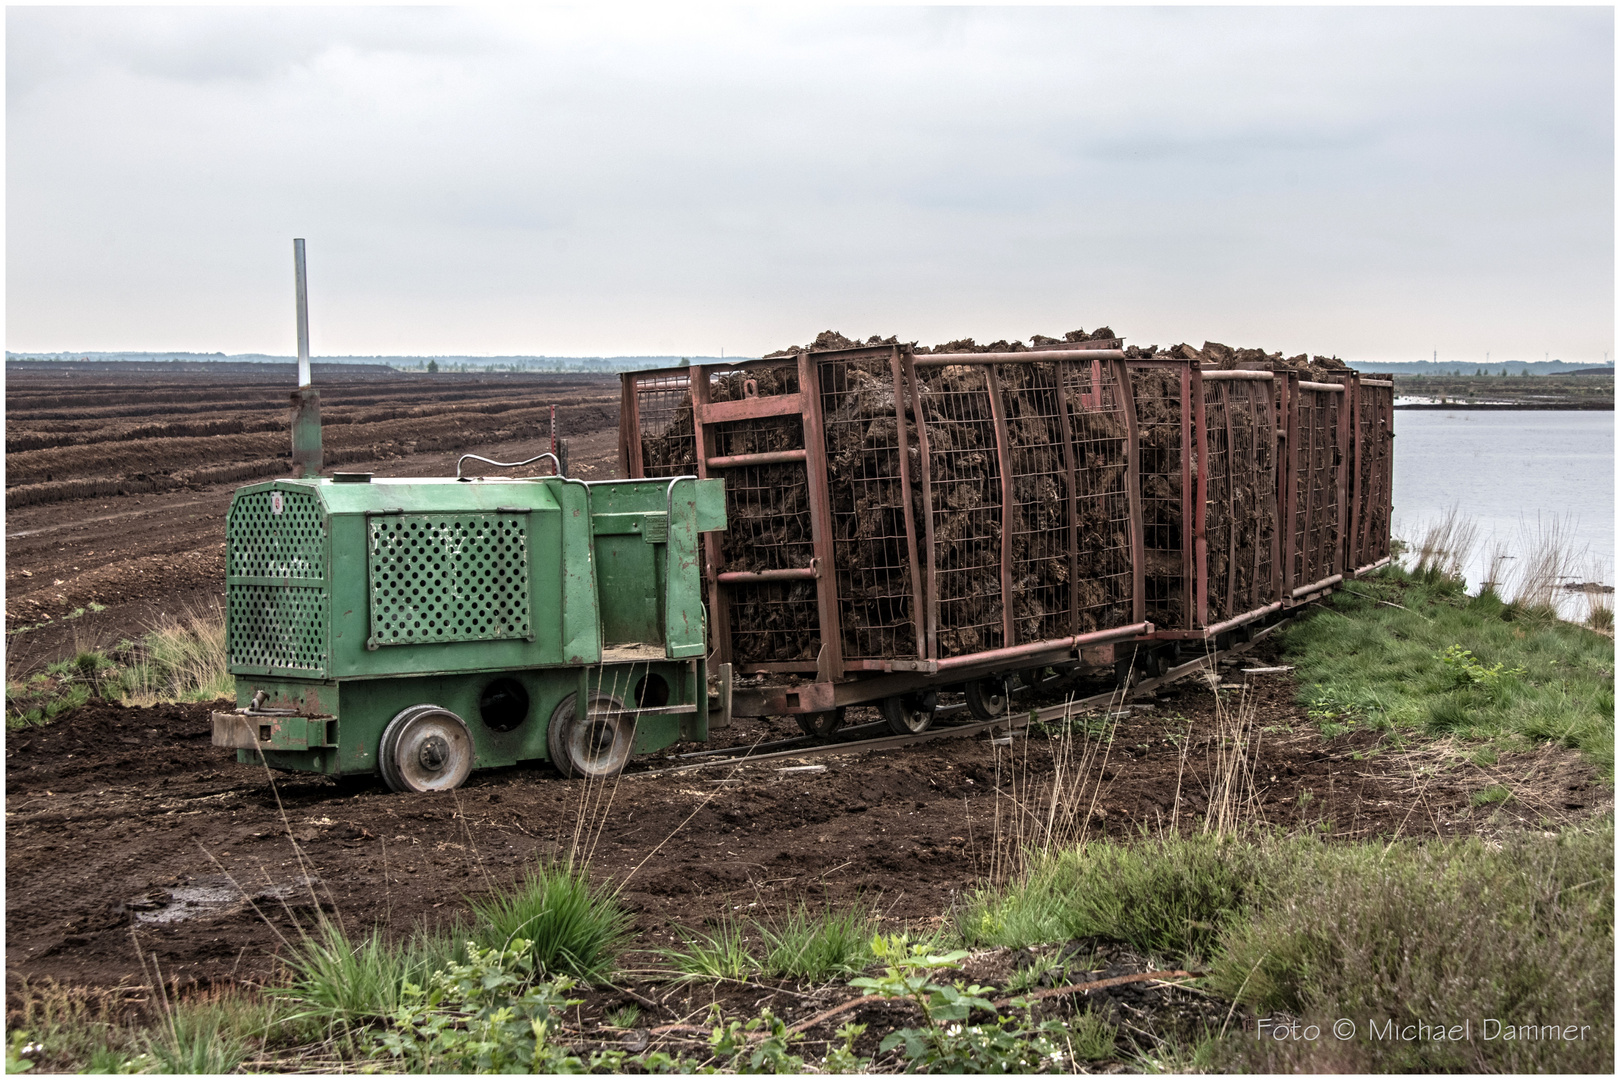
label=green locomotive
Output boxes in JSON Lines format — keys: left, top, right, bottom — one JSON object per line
{"left": 211, "top": 467, "right": 728, "bottom": 791}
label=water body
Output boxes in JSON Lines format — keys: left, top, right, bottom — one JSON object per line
{"left": 1391, "top": 410, "right": 1614, "bottom": 608}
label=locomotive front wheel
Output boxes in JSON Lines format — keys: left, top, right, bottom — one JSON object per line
{"left": 795, "top": 708, "right": 846, "bottom": 739}
{"left": 881, "top": 691, "right": 937, "bottom": 736}
{"left": 964, "top": 678, "right": 1009, "bottom": 722}
{"left": 379, "top": 705, "right": 475, "bottom": 793}
{"left": 548, "top": 692, "right": 632, "bottom": 779}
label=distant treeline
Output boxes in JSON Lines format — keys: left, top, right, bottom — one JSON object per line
{"left": 1368, "top": 360, "right": 1611, "bottom": 376}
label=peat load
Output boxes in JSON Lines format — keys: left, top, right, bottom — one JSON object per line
{"left": 631, "top": 335, "right": 1140, "bottom": 668}
{"left": 624, "top": 328, "right": 1381, "bottom": 687}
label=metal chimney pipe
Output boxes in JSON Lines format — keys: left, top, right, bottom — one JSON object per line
{"left": 290, "top": 238, "right": 323, "bottom": 478}
{"left": 294, "top": 238, "right": 311, "bottom": 388}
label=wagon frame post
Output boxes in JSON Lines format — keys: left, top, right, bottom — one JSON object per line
{"left": 688, "top": 364, "right": 733, "bottom": 667}
{"left": 985, "top": 365, "right": 1018, "bottom": 647}
{"left": 1116, "top": 356, "right": 1147, "bottom": 626}
{"left": 1191, "top": 366, "right": 1209, "bottom": 629}
{"left": 906, "top": 349, "right": 940, "bottom": 659}
{"left": 799, "top": 351, "right": 844, "bottom": 682}
{"left": 1333, "top": 373, "right": 1352, "bottom": 579}
{"left": 889, "top": 346, "right": 928, "bottom": 659}
{"left": 1279, "top": 371, "right": 1299, "bottom": 593}
{"left": 1052, "top": 359, "right": 1084, "bottom": 635}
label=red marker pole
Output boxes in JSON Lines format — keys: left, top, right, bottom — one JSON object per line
{"left": 550, "top": 405, "right": 557, "bottom": 472}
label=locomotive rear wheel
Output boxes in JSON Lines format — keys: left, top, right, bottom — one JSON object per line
{"left": 964, "top": 678, "right": 1009, "bottom": 721}
{"left": 548, "top": 692, "right": 632, "bottom": 779}
{"left": 795, "top": 708, "right": 846, "bottom": 738}
{"left": 379, "top": 705, "right": 475, "bottom": 793}
{"left": 881, "top": 690, "right": 937, "bottom": 735}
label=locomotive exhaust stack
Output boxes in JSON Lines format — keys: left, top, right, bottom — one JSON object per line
{"left": 290, "top": 237, "right": 323, "bottom": 479}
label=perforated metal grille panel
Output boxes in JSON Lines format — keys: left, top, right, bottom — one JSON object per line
{"left": 228, "top": 488, "right": 325, "bottom": 579}
{"left": 367, "top": 513, "right": 531, "bottom": 647}
{"left": 228, "top": 586, "right": 328, "bottom": 672}
{"left": 226, "top": 487, "right": 329, "bottom": 674}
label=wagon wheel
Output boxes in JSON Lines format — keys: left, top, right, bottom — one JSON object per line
{"left": 379, "top": 705, "right": 475, "bottom": 793}
{"left": 548, "top": 692, "right": 632, "bottom": 779}
{"left": 795, "top": 708, "right": 845, "bottom": 739}
{"left": 881, "top": 690, "right": 937, "bottom": 736}
{"left": 963, "top": 678, "right": 1010, "bottom": 722}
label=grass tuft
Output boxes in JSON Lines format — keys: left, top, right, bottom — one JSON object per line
{"left": 961, "top": 833, "right": 1266, "bottom": 963}
{"left": 759, "top": 901, "right": 878, "bottom": 980}
{"left": 660, "top": 914, "right": 758, "bottom": 981}
{"left": 275, "top": 917, "right": 465, "bottom": 1026}
{"left": 470, "top": 860, "right": 632, "bottom": 983}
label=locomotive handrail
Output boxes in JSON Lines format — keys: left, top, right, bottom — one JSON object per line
{"left": 455, "top": 451, "right": 561, "bottom": 480}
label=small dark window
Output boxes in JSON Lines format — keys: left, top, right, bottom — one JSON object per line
{"left": 634, "top": 673, "right": 671, "bottom": 709}
{"left": 479, "top": 677, "right": 530, "bottom": 732}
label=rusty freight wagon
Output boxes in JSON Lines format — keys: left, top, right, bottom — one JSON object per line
{"left": 1125, "top": 358, "right": 1396, "bottom": 669}
{"left": 620, "top": 342, "right": 1153, "bottom": 735}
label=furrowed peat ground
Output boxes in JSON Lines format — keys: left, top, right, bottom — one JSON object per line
{"left": 4, "top": 363, "right": 1611, "bottom": 1044}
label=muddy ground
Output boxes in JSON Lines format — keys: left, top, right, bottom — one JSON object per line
{"left": 7, "top": 639, "right": 1608, "bottom": 1001}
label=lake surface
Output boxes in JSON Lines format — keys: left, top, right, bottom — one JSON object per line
{"left": 1391, "top": 409, "right": 1614, "bottom": 611}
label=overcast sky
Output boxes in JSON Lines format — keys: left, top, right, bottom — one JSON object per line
{"left": 7, "top": 5, "right": 1614, "bottom": 363}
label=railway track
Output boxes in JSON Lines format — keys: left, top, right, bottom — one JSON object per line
{"left": 628, "top": 619, "right": 1291, "bottom": 779}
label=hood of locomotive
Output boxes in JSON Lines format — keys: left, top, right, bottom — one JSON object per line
{"left": 222, "top": 474, "right": 726, "bottom": 685}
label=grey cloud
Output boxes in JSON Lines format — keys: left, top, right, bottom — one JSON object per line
{"left": 6, "top": 6, "right": 1612, "bottom": 360}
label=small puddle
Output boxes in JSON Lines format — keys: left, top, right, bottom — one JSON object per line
{"left": 130, "top": 875, "right": 310, "bottom": 925}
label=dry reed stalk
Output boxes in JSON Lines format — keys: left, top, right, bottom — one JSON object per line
{"left": 1409, "top": 505, "right": 1480, "bottom": 583}
{"left": 1508, "top": 513, "right": 1585, "bottom": 612}
{"left": 1481, "top": 537, "right": 1513, "bottom": 597}
{"left": 1201, "top": 680, "right": 1264, "bottom": 838}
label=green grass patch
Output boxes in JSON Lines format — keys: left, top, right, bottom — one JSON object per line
{"left": 959, "top": 833, "right": 1271, "bottom": 963}
{"left": 469, "top": 860, "right": 632, "bottom": 983}
{"left": 759, "top": 901, "right": 879, "bottom": 980}
{"left": 6, "top": 611, "right": 233, "bottom": 729}
{"left": 1210, "top": 823, "right": 1613, "bottom": 1072}
{"left": 1281, "top": 565, "right": 1615, "bottom": 775}
{"left": 661, "top": 914, "right": 759, "bottom": 981}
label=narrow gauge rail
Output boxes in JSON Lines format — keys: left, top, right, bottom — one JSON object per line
{"left": 627, "top": 614, "right": 1299, "bottom": 779}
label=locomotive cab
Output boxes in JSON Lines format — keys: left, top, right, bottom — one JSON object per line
{"left": 211, "top": 472, "right": 727, "bottom": 791}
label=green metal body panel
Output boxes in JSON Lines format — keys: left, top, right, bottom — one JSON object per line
{"left": 224, "top": 474, "right": 725, "bottom": 778}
